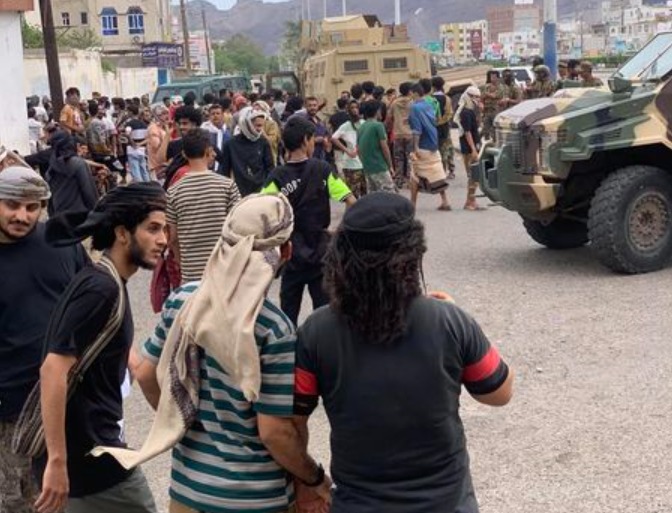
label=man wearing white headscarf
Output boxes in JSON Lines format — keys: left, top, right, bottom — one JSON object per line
{"left": 455, "top": 86, "right": 485, "bottom": 211}
{"left": 219, "top": 107, "right": 274, "bottom": 196}
{"left": 111, "top": 194, "right": 332, "bottom": 513}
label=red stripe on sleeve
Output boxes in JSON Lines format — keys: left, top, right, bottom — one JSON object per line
{"left": 295, "top": 367, "right": 318, "bottom": 395}
{"left": 463, "top": 346, "right": 502, "bottom": 384}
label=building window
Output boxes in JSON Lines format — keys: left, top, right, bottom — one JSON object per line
{"left": 101, "top": 8, "right": 118, "bottom": 36}
{"left": 343, "top": 59, "right": 369, "bottom": 73}
{"left": 127, "top": 7, "right": 145, "bottom": 35}
{"left": 61, "top": 12, "right": 70, "bottom": 26}
{"left": 383, "top": 57, "right": 408, "bottom": 70}
{"left": 80, "top": 12, "right": 88, "bottom": 25}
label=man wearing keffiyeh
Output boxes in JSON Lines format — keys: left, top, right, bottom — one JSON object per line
{"left": 113, "top": 193, "right": 331, "bottom": 513}
{"left": 219, "top": 107, "right": 274, "bottom": 196}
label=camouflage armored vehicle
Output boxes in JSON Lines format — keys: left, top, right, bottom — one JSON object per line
{"left": 479, "top": 32, "right": 672, "bottom": 274}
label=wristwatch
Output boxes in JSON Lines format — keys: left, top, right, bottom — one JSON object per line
{"left": 302, "top": 464, "right": 325, "bottom": 487}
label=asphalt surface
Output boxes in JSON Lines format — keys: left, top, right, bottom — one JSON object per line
{"left": 123, "top": 158, "right": 672, "bottom": 513}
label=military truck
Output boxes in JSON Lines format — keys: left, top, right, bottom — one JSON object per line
{"left": 478, "top": 32, "right": 672, "bottom": 274}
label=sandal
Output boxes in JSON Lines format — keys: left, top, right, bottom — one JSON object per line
{"left": 464, "top": 203, "right": 486, "bottom": 211}
{"left": 437, "top": 204, "right": 452, "bottom": 211}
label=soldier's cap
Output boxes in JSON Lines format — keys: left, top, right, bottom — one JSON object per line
{"left": 0, "top": 165, "right": 51, "bottom": 202}
{"left": 534, "top": 65, "right": 551, "bottom": 75}
{"left": 580, "top": 61, "right": 593, "bottom": 71}
{"left": 558, "top": 61, "right": 568, "bottom": 68}
{"left": 342, "top": 193, "right": 416, "bottom": 250}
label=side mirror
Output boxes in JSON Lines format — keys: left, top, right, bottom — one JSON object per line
{"left": 609, "top": 76, "right": 634, "bottom": 94}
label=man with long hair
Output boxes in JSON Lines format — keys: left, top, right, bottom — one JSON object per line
{"left": 294, "top": 192, "right": 514, "bottom": 513}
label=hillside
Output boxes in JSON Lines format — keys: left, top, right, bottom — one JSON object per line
{"left": 182, "top": 0, "right": 578, "bottom": 55}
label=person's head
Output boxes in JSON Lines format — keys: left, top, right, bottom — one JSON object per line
{"left": 181, "top": 128, "right": 213, "bottom": 163}
{"left": 174, "top": 106, "right": 202, "bottom": 136}
{"left": 534, "top": 65, "right": 551, "bottom": 82}
{"left": 162, "top": 96, "right": 171, "bottom": 108}
{"left": 112, "top": 97, "right": 125, "bottom": 112}
{"left": 183, "top": 91, "right": 197, "bottom": 107}
{"left": 399, "top": 82, "right": 412, "bottom": 97}
{"left": 0, "top": 166, "right": 51, "bottom": 241}
{"left": 347, "top": 99, "right": 360, "bottom": 121}
{"left": 531, "top": 56, "right": 544, "bottom": 68}
{"left": 127, "top": 104, "right": 140, "bottom": 117}
{"left": 92, "top": 91, "right": 101, "bottom": 100}
{"left": 238, "top": 107, "right": 267, "bottom": 142}
{"left": 568, "top": 59, "right": 580, "bottom": 79}
{"left": 411, "top": 83, "right": 425, "bottom": 100}
{"left": 132, "top": 97, "right": 141, "bottom": 107}
{"left": 141, "top": 107, "right": 152, "bottom": 123}
{"left": 350, "top": 83, "right": 363, "bottom": 100}
{"left": 219, "top": 97, "right": 232, "bottom": 111}
{"left": 285, "top": 95, "right": 304, "bottom": 116}
{"left": 260, "top": 92, "right": 273, "bottom": 108}
{"left": 273, "top": 89, "right": 284, "bottom": 102}
{"left": 47, "top": 183, "right": 168, "bottom": 270}
{"left": 305, "top": 96, "right": 319, "bottom": 117}
{"left": 202, "top": 93, "right": 215, "bottom": 106}
{"left": 282, "top": 116, "right": 316, "bottom": 156}
{"left": 88, "top": 100, "right": 99, "bottom": 118}
{"left": 324, "top": 193, "right": 427, "bottom": 345}
{"left": 219, "top": 88, "right": 229, "bottom": 99}
{"left": 360, "top": 100, "right": 381, "bottom": 120}
{"left": 141, "top": 94, "right": 150, "bottom": 106}
{"left": 431, "top": 75, "right": 446, "bottom": 92}
{"left": 558, "top": 61, "right": 568, "bottom": 79}
{"left": 362, "top": 81, "right": 375, "bottom": 96}
{"left": 486, "top": 70, "right": 500, "bottom": 85}
{"left": 74, "top": 134, "right": 89, "bottom": 157}
{"left": 419, "top": 78, "right": 432, "bottom": 95}
{"left": 340, "top": 90, "right": 351, "bottom": 101}
{"left": 502, "top": 69, "right": 515, "bottom": 85}
{"left": 580, "top": 61, "right": 594, "bottom": 80}
{"left": 65, "top": 87, "right": 80, "bottom": 106}
{"left": 372, "top": 86, "right": 385, "bottom": 101}
{"left": 385, "top": 88, "right": 397, "bottom": 102}
{"left": 27, "top": 107, "right": 36, "bottom": 119}
{"left": 42, "top": 95, "right": 51, "bottom": 108}
{"left": 233, "top": 95, "right": 249, "bottom": 111}
{"left": 462, "top": 85, "right": 482, "bottom": 109}
{"left": 209, "top": 103, "right": 224, "bottom": 127}
{"left": 151, "top": 103, "right": 169, "bottom": 124}
{"left": 336, "top": 98, "right": 348, "bottom": 111}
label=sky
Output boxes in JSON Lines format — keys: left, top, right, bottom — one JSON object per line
{"left": 174, "top": 0, "right": 289, "bottom": 10}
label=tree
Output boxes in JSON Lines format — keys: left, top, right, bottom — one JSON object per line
{"left": 22, "top": 20, "right": 44, "bottom": 49}
{"left": 280, "top": 20, "right": 304, "bottom": 73}
{"left": 59, "top": 28, "right": 102, "bottom": 50}
{"left": 214, "top": 34, "right": 268, "bottom": 75}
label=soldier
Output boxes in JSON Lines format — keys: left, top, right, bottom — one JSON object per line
{"left": 525, "top": 65, "right": 556, "bottom": 99}
{"left": 556, "top": 61, "right": 569, "bottom": 90}
{"left": 580, "top": 61, "right": 604, "bottom": 88}
{"left": 499, "top": 69, "right": 523, "bottom": 111}
{"left": 480, "top": 70, "right": 504, "bottom": 141}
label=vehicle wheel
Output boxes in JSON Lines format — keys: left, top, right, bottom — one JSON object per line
{"left": 522, "top": 216, "right": 589, "bottom": 249}
{"left": 588, "top": 165, "right": 672, "bottom": 274}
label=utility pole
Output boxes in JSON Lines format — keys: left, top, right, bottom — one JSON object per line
{"left": 201, "top": 7, "right": 212, "bottom": 74}
{"left": 180, "top": 0, "right": 192, "bottom": 72}
{"left": 306, "top": 0, "right": 312, "bottom": 20}
{"left": 323, "top": 0, "right": 327, "bottom": 19}
{"left": 543, "top": 0, "right": 558, "bottom": 79}
{"left": 342, "top": 0, "right": 346, "bottom": 16}
{"left": 39, "top": 0, "right": 64, "bottom": 118}
{"left": 394, "top": 0, "right": 401, "bottom": 26}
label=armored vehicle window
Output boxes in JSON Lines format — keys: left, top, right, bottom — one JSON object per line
{"left": 344, "top": 60, "right": 369, "bottom": 73}
{"left": 383, "top": 57, "right": 408, "bottom": 70}
{"left": 617, "top": 32, "right": 672, "bottom": 80}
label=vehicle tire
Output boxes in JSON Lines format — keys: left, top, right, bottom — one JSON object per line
{"left": 522, "top": 216, "right": 589, "bottom": 249}
{"left": 588, "top": 165, "right": 672, "bottom": 274}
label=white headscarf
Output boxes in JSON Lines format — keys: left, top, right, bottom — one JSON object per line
{"left": 238, "top": 106, "right": 267, "bottom": 142}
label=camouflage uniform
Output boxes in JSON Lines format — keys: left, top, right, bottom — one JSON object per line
{"left": 501, "top": 83, "right": 523, "bottom": 110}
{"left": 525, "top": 79, "right": 556, "bottom": 99}
{"left": 581, "top": 77, "right": 604, "bottom": 88}
{"left": 0, "top": 421, "right": 38, "bottom": 513}
{"left": 480, "top": 83, "right": 505, "bottom": 141}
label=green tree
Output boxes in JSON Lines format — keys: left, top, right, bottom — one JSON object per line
{"left": 214, "top": 34, "right": 268, "bottom": 75}
{"left": 21, "top": 20, "right": 44, "bottom": 49}
{"left": 280, "top": 20, "right": 304, "bottom": 72}
{"left": 59, "top": 28, "right": 102, "bottom": 50}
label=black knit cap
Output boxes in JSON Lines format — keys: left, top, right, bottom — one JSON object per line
{"left": 342, "top": 192, "right": 415, "bottom": 250}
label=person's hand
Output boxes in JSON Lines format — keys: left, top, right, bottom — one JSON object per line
{"left": 470, "top": 150, "right": 479, "bottom": 161}
{"left": 409, "top": 151, "right": 419, "bottom": 162}
{"left": 35, "top": 458, "right": 69, "bottom": 513}
{"left": 428, "top": 290, "right": 455, "bottom": 303}
{"left": 295, "top": 479, "right": 331, "bottom": 513}
{"left": 346, "top": 149, "right": 357, "bottom": 159}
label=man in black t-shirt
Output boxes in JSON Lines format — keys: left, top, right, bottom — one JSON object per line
{"left": 35, "top": 183, "right": 167, "bottom": 513}
{"left": 294, "top": 193, "right": 514, "bottom": 513}
{"left": 262, "top": 116, "right": 354, "bottom": 325}
{"left": 457, "top": 86, "right": 485, "bottom": 211}
{"left": 0, "top": 167, "right": 88, "bottom": 513}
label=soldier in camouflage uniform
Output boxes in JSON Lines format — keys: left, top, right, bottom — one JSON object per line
{"left": 525, "top": 65, "right": 557, "bottom": 99}
{"left": 499, "top": 69, "right": 523, "bottom": 112}
{"left": 480, "top": 70, "right": 505, "bottom": 141}
{"left": 580, "top": 61, "right": 604, "bottom": 88}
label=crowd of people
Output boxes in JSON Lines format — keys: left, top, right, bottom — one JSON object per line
{"left": 0, "top": 73, "right": 520, "bottom": 513}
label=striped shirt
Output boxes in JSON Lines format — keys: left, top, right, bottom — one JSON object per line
{"left": 143, "top": 282, "right": 297, "bottom": 513}
{"left": 167, "top": 172, "right": 241, "bottom": 284}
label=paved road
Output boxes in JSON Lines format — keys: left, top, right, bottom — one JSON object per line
{"left": 123, "top": 161, "right": 672, "bottom": 513}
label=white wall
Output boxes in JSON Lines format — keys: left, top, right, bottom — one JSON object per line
{"left": 23, "top": 49, "right": 159, "bottom": 99}
{"left": 0, "top": 12, "right": 30, "bottom": 154}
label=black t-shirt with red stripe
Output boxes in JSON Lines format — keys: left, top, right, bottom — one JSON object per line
{"left": 294, "top": 296, "right": 508, "bottom": 513}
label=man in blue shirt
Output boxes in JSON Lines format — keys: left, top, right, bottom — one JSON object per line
{"left": 408, "top": 83, "right": 450, "bottom": 211}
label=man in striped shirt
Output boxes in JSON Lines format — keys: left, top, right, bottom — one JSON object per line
{"left": 136, "top": 194, "right": 331, "bottom": 513}
{"left": 167, "top": 129, "right": 240, "bottom": 284}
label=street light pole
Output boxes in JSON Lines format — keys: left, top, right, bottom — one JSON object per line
{"left": 342, "top": 0, "right": 346, "bottom": 16}
{"left": 39, "top": 0, "right": 64, "bottom": 118}
{"left": 180, "top": 0, "right": 192, "bottom": 72}
{"left": 394, "top": 0, "right": 401, "bottom": 26}
{"left": 543, "top": 0, "right": 558, "bottom": 79}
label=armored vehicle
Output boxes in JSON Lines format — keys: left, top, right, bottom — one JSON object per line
{"left": 479, "top": 32, "right": 672, "bottom": 274}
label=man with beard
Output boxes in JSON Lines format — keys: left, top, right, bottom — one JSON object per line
{"left": 294, "top": 193, "right": 514, "bottom": 513}
{"left": 480, "top": 71, "right": 504, "bottom": 141}
{"left": 162, "top": 106, "right": 202, "bottom": 188}
{"left": 499, "top": 69, "right": 523, "bottom": 111}
{"left": 59, "top": 88, "right": 85, "bottom": 135}
{"left": 387, "top": 82, "right": 414, "bottom": 188}
{"left": 0, "top": 167, "right": 88, "bottom": 513}
{"left": 331, "top": 100, "right": 366, "bottom": 198}
{"left": 293, "top": 97, "right": 331, "bottom": 161}
{"left": 219, "top": 107, "right": 274, "bottom": 196}
{"left": 30, "top": 183, "right": 166, "bottom": 513}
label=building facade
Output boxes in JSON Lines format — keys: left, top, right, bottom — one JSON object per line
{"left": 53, "top": 0, "right": 171, "bottom": 55}
{"left": 440, "top": 20, "right": 489, "bottom": 63}
{"left": 487, "top": 3, "right": 541, "bottom": 43}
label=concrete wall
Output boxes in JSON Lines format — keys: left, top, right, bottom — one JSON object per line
{"left": 23, "top": 49, "right": 158, "bottom": 99}
{"left": 0, "top": 12, "right": 30, "bottom": 154}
